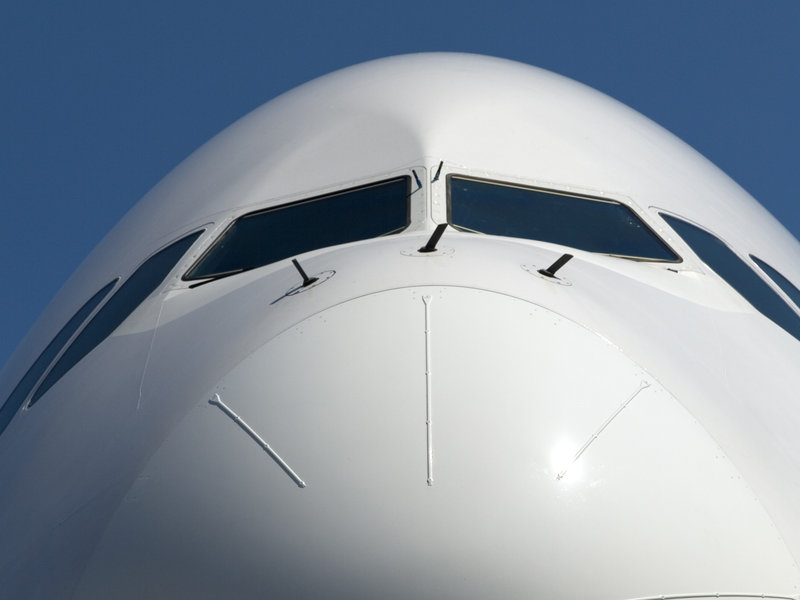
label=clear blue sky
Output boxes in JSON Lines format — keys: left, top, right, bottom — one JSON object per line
{"left": 2, "top": 1, "right": 799, "bottom": 368}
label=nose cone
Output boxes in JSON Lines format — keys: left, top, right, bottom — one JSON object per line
{"left": 77, "top": 286, "right": 798, "bottom": 599}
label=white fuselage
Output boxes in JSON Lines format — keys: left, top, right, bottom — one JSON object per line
{"left": 1, "top": 54, "right": 799, "bottom": 599}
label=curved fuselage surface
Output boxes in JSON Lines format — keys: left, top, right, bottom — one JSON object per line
{"left": 2, "top": 54, "right": 800, "bottom": 599}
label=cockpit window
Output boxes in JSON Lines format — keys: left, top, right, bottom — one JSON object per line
{"left": 184, "top": 177, "right": 410, "bottom": 281}
{"left": 750, "top": 255, "right": 800, "bottom": 310}
{"left": 448, "top": 176, "right": 679, "bottom": 261}
{"left": 29, "top": 230, "right": 203, "bottom": 406}
{"left": 661, "top": 214, "right": 800, "bottom": 342}
{"left": 0, "top": 279, "right": 117, "bottom": 436}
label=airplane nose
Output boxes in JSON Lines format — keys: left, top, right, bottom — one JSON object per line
{"left": 76, "top": 285, "right": 799, "bottom": 598}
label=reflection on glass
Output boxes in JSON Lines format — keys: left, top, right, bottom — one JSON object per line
{"left": 185, "top": 177, "right": 410, "bottom": 280}
{"left": 448, "top": 176, "right": 679, "bottom": 261}
{"left": 662, "top": 214, "right": 800, "bottom": 342}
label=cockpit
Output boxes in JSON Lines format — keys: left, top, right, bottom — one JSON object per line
{"left": 3, "top": 168, "right": 800, "bottom": 439}
{"left": 179, "top": 170, "right": 800, "bottom": 351}
{"left": 183, "top": 172, "right": 680, "bottom": 287}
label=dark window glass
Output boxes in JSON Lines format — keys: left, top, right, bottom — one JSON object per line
{"left": 0, "top": 280, "right": 117, "bottom": 436}
{"left": 29, "top": 230, "right": 203, "bottom": 406}
{"left": 184, "top": 177, "right": 410, "bottom": 280}
{"left": 662, "top": 214, "right": 800, "bottom": 342}
{"left": 448, "top": 176, "right": 679, "bottom": 261}
{"left": 750, "top": 255, "right": 800, "bottom": 310}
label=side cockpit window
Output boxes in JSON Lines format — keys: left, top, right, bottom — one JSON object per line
{"left": 661, "top": 214, "right": 800, "bottom": 342}
{"left": 0, "top": 230, "right": 204, "bottom": 437}
{"left": 184, "top": 177, "right": 410, "bottom": 281}
{"left": 28, "top": 230, "right": 203, "bottom": 406}
{"left": 447, "top": 176, "right": 679, "bottom": 262}
{"left": 0, "top": 280, "right": 117, "bottom": 435}
{"left": 750, "top": 255, "right": 800, "bottom": 310}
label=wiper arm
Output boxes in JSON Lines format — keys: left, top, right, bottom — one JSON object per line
{"left": 187, "top": 268, "right": 247, "bottom": 288}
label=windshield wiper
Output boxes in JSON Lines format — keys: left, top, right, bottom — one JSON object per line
{"left": 187, "top": 268, "right": 247, "bottom": 288}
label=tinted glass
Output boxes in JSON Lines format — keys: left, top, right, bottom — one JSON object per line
{"left": 0, "top": 280, "right": 117, "bottom": 436}
{"left": 662, "top": 214, "right": 800, "bottom": 342}
{"left": 185, "top": 177, "right": 409, "bottom": 280}
{"left": 449, "top": 176, "right": 679, "bottom": 261}
{"left": 751, "top": 255, "right": 800, "bottom": 310}
{"left": 30, "top": 231, "right": 202, "bottom": 405}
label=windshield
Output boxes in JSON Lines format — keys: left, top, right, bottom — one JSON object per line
{"left": 448, "top": 176, "right": 679, "bottom": 261}
{"left": 185, "top": 177, "right": 410, "bottom": 281}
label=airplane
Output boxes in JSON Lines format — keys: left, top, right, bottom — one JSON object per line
{"left": 1, "top": 52, "right": 800, "bottom": 599}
